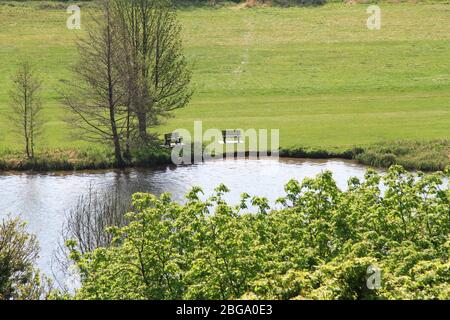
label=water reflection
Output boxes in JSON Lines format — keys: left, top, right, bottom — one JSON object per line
{"left": 0, "top": 158, "right": 373, "bottom": 279}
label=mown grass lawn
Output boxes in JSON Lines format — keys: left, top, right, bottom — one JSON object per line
{"left": 0, "top": 2, "right": 449, "bottom": 154}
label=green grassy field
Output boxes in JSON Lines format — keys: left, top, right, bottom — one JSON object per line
{"left": 0, "top": 2, "right": 449, "bottom": 168}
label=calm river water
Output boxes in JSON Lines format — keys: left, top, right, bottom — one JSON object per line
{"left": 0, "top": 158, "right": 373, "bottom": 282}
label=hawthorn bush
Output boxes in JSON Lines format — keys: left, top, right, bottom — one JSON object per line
{"left": 69, "top": 166, "right": 450, "bottom": 300}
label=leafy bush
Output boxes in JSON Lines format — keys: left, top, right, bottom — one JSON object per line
{"left": 68, "top": 166, "right": 450, "bottom": 300}
{"left": 0, "top": 218, "right": 49, "bottom": 300}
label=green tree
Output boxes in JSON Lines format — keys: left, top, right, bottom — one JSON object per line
{"left": 113, "top": 0, "right": 192, "bottom": 144}
{"left": 68, "top": 166, "right": 450, "bottom": 300}
{"left": 0, "top": 217, "right": 48, "bottom": 300}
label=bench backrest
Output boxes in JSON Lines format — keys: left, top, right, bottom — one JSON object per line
{"left": 222, "top": 130, "right": 242, "bottom": 138}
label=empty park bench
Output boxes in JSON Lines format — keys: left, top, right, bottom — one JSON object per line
{"left": 164, "top": 132, "right": 182, "bottom": 147}
{"left": 222, "top": 130, "right": 242, "bottom": 144}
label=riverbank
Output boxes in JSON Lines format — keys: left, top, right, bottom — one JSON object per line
{"left": 0, "top": 146, "right": 172, "bottom": 171}
{"left": 0, "top": 139, "right": 448, "bottom": 172}
{"left": 282, "top": 139, "right": 450, "bottom": 172}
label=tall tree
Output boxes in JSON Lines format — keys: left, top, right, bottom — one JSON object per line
{"left": 113, "top": 0, "right": 192, "bottom": 144}
{"left": 62, "top": 0, "right": 127, "bottom": 167}
{"left": 9, "top": 61, "right": 43, "bottom": 159}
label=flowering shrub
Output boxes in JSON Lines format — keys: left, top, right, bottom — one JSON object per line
{"left": 69, "top": 166, "right": 449, "bottom": 300}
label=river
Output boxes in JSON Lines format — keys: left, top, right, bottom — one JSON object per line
{"left": 0, "top": 158, "right": 373, "bottom": 284}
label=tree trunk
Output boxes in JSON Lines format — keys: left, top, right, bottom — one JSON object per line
{"left": 25, "top": 134, "right": 30, "bottom": 159}
{"left": 24, "top": 87, "right": 31, "bottom": 159}
{"left": 30, "top": 126, "right": 34, "bottom": 159}
{"left": 108, "top": 73, "right": 125, "bottom": 167}
{"left": 123, "top": 108, "right": 132, "bottom": 162}
{"left": 112, "top": 124, "right": 125, "bottom": 167}
{"left": 106, "top": 1, "right": 125, "bottom": 168}
{"left": 137, "top": 111, "right": 148, "bottom": 144}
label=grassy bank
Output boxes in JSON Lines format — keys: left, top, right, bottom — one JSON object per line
{"left": 0, "top": 139, "right": 448, "bottom": 171}
{"left": 0, "top": 147, "right": 173, "bottom": 171}
{"left": 282, "top": 139, "right": 450, "bottom": 171}
{"left": 355, "top": 139, "right": 450, "bottom": 171}
{"left": 0, "top": 2, "right": 449, "bottom": 170}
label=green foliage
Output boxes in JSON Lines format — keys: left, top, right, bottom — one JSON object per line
{"left": 356, "top": 140, "right": 450, "bottom": 172}
{"left": 132, "top": 146, "right": 173, "bottom": 167}
{"left": 280, "top": 145, "right": 354, "bottom": 160}
{"left": 69, "top": 166, "right": 450, "bottom": 300}
{"left": 0, "top": 217, "right": 49, "bottom": 300}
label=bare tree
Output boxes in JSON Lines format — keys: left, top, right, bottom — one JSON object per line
{"left": 64, "top": 186, "right": 130, "bottom": 254}
{"left": 113, "top": 0, "right": 192, "bottom": 144}
{"left": 62, "top": 0, "right": 127, "bottom": 167}
{"left": 9, "top": 61, "right": 43, "bottom": 159}
{"left": 52, "top": 185, "right": 130, "bottom": 291}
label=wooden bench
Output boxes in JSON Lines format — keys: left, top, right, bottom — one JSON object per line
{"left": 164, "top": 132, "right": 182, "bottom": 147}
{"left": 222, "top": 130, "right": 242, "bottom": 144}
